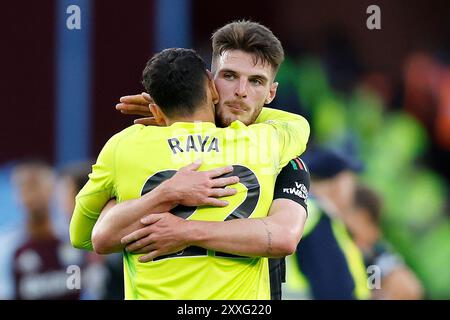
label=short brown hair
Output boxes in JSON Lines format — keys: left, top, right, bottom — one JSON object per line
{"left": 354, "top": 184, "right": 383, "bottom": 225}
{"left": 211, "top": 20, "right": 284, "bottom": 76}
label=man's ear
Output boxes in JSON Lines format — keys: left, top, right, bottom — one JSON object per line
{"left": 265, "top": 82, "right": 279, "bottom": 104}
{"left": 149, "top": 104, "right": 167, "bottom": 126}
{"left": 208, "top": 76, "right": 220, "bottom": 105}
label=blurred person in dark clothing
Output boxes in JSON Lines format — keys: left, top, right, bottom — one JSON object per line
{"left": 11, "top": 161, "right": 81, "bottom": 300}
{"left": 346, "top": 183, "right": 424, "bottom": 300}
{"left": 59, "top": 161, "right": 124, "bottom": 300}
{"left": 287, "top": 147, "right": 370, "bottom": 300}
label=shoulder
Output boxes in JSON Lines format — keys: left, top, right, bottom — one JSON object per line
{"left": 104, "top": 124, "right": 145, "bottom": 147}
{"left": 113, "top": 124, "right": 144, "bottom": 139}
{"left": 279, "top": 157, "right": 309, "bottom": 176}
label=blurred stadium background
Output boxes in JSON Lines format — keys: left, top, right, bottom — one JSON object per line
{"left": 1, "top": 0, "right": 449, "bottom": 299}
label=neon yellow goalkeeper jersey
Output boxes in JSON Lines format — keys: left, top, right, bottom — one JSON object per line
{"left": 71, "top": 108, "right": 309, "bottom": 299}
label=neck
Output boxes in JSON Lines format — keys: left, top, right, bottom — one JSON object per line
{"left": 165, "top": 104, "right": 215, "bottom": 126}
{"left": 26, "top": 209, "right": 55, "bottom": 240}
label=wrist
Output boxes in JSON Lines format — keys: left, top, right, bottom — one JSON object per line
{"left": 185, "top": 220, "right": 208, "bottom": 247}
{"left": 142, "top": 183, "right": 177, "bottom": 212}
{"left": 158, "top": 180, "right": 182, "bottom": 207}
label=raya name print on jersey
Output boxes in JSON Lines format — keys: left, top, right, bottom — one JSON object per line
{"left": 167, "top": 135, "right": 220, "bottom": 154}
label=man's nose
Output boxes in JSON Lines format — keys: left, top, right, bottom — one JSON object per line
{"left": 234, "top": 78, "right": 248, "bottom": 98}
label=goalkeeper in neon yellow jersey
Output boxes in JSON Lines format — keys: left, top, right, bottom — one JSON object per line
{"left": 71, "top": 47, "right": 309, "bottom": 299}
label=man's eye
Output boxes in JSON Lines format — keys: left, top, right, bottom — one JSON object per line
{"left": 224, "top": 73, "right": 235, "bottom": 80}
{"left": 251, "top": 79, "right": 263, "bottom": 86}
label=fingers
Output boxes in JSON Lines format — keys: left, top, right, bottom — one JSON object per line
{"left": 134, "top": 117, "right": 158, "bottom": 126}
{"left": 207, "top": 165, "right": 234, "bottom": 178}
{"left": 140, "top": 213, "right": 163, "bottom": 225}
{"left": 139, "top": 251, "right": 160, "bottom": 263}
{"left": 120, "top": 94, "right": 149, "bottom": 105}
{"left": 130, "top": 243, "right": 156, "bottom": 254}
{"left": 116, "top": 103, "right": 153, "bottom": 116}
{"left": 180, "top": 159, "right": 202, "bottom": 172}
{"left": 210, "top": 176, "right": 239, "bottom": 188}
{"left": 125, "top": 237, "right": 155, "bottom": 253}
{"left": 120, "top": 224, "right": 155, "bottom": 246}
{"left": 202, "top": 198, "right": 229, "bottom": 207}
{"left": 209, "top": 187, "right": 237, "bottom": 198}
{"left": 132, "top": 243, "right": 157, "bottom": 254}
{"left": 121, "top": 228, "right": 147, "bottom": 246}
{"left": 141, "top": 92, "right": 153, "bottom": 103}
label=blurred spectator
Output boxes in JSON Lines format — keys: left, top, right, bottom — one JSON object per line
{"left": 0, "top": 163, "right": 24, "bottom": 299}
{"left": 11, "top": 160, "right": 82, "bottom": 299}
{"left": 59, "top": 161, "right": 124, "bottom": 300}
{"left": 403, "top": 52, "right": 450, "bottom": 181}
{"left": 285, "top": 147, "right": 370, "bottom": 300}
{"left": 403, "top": 52, "right": 439, "bottom": 135}
{"left": 346, "top": 183, "right": 424, "bottom": 300}
{"left": 59, "top": 161, "right": 94, "bottom": 221}
{"left": 284, "top": 49, "right": 449, "bottom": 298}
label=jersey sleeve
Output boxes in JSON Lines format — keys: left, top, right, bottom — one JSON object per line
{"left": 69, "top": 133, "right": 120, "bottom": 251}
{"left": 256, "top": 108, "right": 310, "bottom": 169}
{"left": 273, "top": 157, "right": 310, "bottom": 212}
